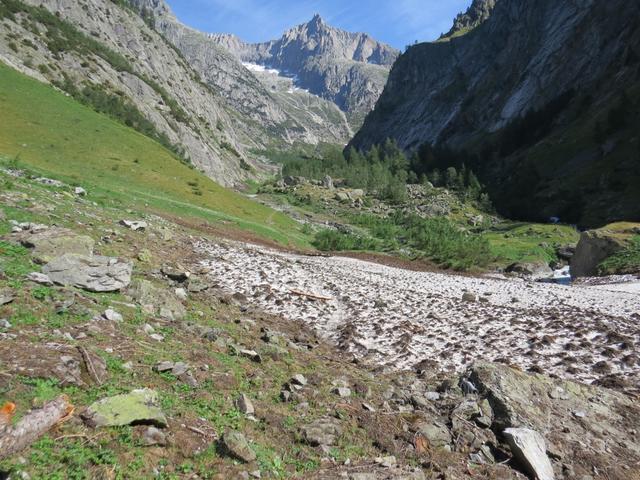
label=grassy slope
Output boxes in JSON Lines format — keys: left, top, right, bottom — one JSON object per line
{"left": 0, "top": 62, "right": 308, "bottom": 247}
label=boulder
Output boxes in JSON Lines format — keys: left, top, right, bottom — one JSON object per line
{"left": 222, "top": 431, "right": 256, "bottom": 463}
{"left": 42, "top": 254, "right": 132, "bottom": 292}
{"left": 503, "top": 428, "right": 554, "bottom": 480}
{"left": 83, "top": 389, "right": 167, "bottom": 428}
{"left": 505, "top": 262, "right": 553, "bottom": 280}
{"left": 416, "top": 421, "right": 451, "bottom": 450}
{"left": 322, "top": 175, "right": 334, "bottom": 189}
{"left": 335, "top": 192, "right": 350, "bottom": 203}
{"left": 74, "top": 187, "right": 87, "bottom": 196}
{"left": 235, "top": 394, "right": 255, "bottom": 415}
{"left": 26, "top": 272, "right": 53, "bottom": 286}
{"left": 16, "top": 227, "right": 94, "bottom": 264}
{"left": 571, "top": 229, "right": 626, "bottom": 277}
{"left": 128, "top": 279, "right": 186, "bottom": 321}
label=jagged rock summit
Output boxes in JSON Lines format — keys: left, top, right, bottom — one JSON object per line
{"left": 210, "top": 14, "right": 400, "bottom": 128}
{"left": 442, "top": 0, "right": 498, "bottom": 39}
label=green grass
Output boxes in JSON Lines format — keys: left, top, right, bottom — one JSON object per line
{"left": 483, "top": 222, "right": 579, "bottom": 266}
{"left": 0, "top": 62, "right": 308, "bottom": 247}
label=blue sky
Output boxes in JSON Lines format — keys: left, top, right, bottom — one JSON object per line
{"left": 165, "top": 0, "right": 471, "bottom": 49}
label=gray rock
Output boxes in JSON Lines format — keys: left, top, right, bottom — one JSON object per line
{"left": 290, "top": 374, "right": 308, "bottom": 386}
{"left": 0, "top": 288, "right": 15, "bottom": 306}
{"left": 102, "top": 309, "right": 123, "bottom": 322}
{"left": 503, "top": 428, "right": 555, "bottom": 480}
{"left": 301, "top": 417, "right": 342, "bottom": 446}
{"left": 332, "top": 387, "right": 351, "bottom": 398}
{"left": 154, "top": 361, "right": 174, "bottom": 373}
{"left": 222, "top": 431, "right": 256, "bottom": 463}
{"left": 43, "top": 254, "right": 132, "bottom": 292}
{"left": 0, "top": 319, "right": 12, "bottom": 329}
{"left": 120, "top": 220, "right": 148, "bottom": 231}
{"left": 322, "top": 175, "right": 334, "bottom": 189}
{"left": 74, "top": 186, "right": 87, "bottom": 196}
{"left": 26, "top": 272, "right": 53, "bottom": 286}
{"left": 235, "top": 394, "right": 255, "bottom": 415}
{"left": 161, "top": 264, "right": 190, "bottom": 282}
{"left": 239, "top": 349, "right": 262, "bottom": 363}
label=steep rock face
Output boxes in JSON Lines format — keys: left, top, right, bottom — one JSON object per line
{"left": 210, "top": 15, "right": 400, "bottom": 128}
{"left": 1, "top": 0, "right": 266, "bottom": 186}
{"left": 351, "top": 0, "right": 640, "bottom": 227}
{"left": 129, "top": 1, "right": 351, "bottom": 145}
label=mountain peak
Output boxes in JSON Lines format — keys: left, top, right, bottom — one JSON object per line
{"left": 306, "top": 13, "right": 326, "bottom": 32}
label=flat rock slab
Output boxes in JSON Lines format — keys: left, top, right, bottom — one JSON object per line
{"left": 43, "top": 254, "right": 132, "bottom": 292}
{"left": 503, "top": 428, "right": 554, "bottom": 480}
{"left": 83, "top": 389, "right": 167, "bottom": 428}
{"left": 15, "top": 227, "right": 94, "bottom": 264}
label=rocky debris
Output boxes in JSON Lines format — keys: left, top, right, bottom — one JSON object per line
{"left": 43, "top": 254, "right": 132, "bottom": 292}
{"left": 461, "top": 292, "right": 476, "bottom": 302}
{"left": 35, "top": 177, "right": 64, "bottom": 187}
{"left": 571, "top": 229, "right": 627, "bottom": 277}
{"left": 74, "top": 186, "right": 87, "bottom": 196}
{"left": 26, "top": 272, "right": 53, "bottom": 286}
{"left": 83, "top": 389, "right": 167, "bottom": 428}
{"left": 332, "top": 387, "right": 352, "bottom": 398}
{"left": 235, "top": 394, "right": 255, "bottom": 415}
{"left": 470, "top": 362, "right": 640, "bottom": 476}
{"left": 0, "top": 319, "right": 11, "bottom": 329}
{"left": 221, "top": 431, "right": 256, "bottom": 463}
{"left": 119, "top": 220, "right": 148, "bottom": 231}
{"left": 101, "top": 309, "right": 123, "bottom": 323}
{"left": 0, "top": 288, "right": 15, "bottom": 306}
{"left": 128, "top": 279, "right": 186, "bottom": 321}
{"left": 374, "top": 455, "right": 397, "bottom": 468}
{"left": 9, "top": 222, "right": 48, "bottom": 233}
{"left": 14, "top": 227, "right": 95, "bottom": 264}
{"left": 301, "top": 417, "right": 342, "bottom": 447}
{"left": 503, "top": 428, "right": 554, "bottom": 480}
{"left": 153, "top": 361, "right": 198, "bottom": 386}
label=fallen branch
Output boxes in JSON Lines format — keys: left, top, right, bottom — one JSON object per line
{"left": 77, "top": 346, "right": 103, "bottom": 386}
{"left": 290, "top": 289, "right": 333, "bottom": 301}
{"left": 0, "top": 395, "right": 74, "bottom": 460}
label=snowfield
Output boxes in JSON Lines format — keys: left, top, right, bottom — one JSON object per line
{"left": 197, "top": 239, "right": 640, "bottom": 388}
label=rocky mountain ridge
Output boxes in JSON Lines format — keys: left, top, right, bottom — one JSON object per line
{"left": 351, "top": 0, "right": 640, "bottom": 227}
{"left": 209, "top": 14, "right": 400, "bottom": 128}
{"left": 128, "top": 0, "right": 353, "bottom": 146}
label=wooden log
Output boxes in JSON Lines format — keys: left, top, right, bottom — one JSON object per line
{"left": 0, "top": 396, "right": 74, "bottom": 460}
{"left": 290, "top": 289, "right": 333, "bottom": 301}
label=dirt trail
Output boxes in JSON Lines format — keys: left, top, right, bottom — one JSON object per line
{"left": 197, "top": 239, "right": 640, "bottom": 388}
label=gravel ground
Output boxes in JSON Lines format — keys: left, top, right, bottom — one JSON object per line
{"left": 197, "top": 239, "right": 640, "bottom": 388}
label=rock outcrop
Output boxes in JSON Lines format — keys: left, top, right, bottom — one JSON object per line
{"left": 351, "top": 0, "right": 640, "bottom": 227}
{"left": 571, "top": 229, "right": 626, "bottom": 277}
{"left": 441, "top": 0, "right": 497, "bottom": 39}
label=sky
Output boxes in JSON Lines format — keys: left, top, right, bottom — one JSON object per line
{"left": 165, "top": 0, "right": 471, "bottom": 49}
